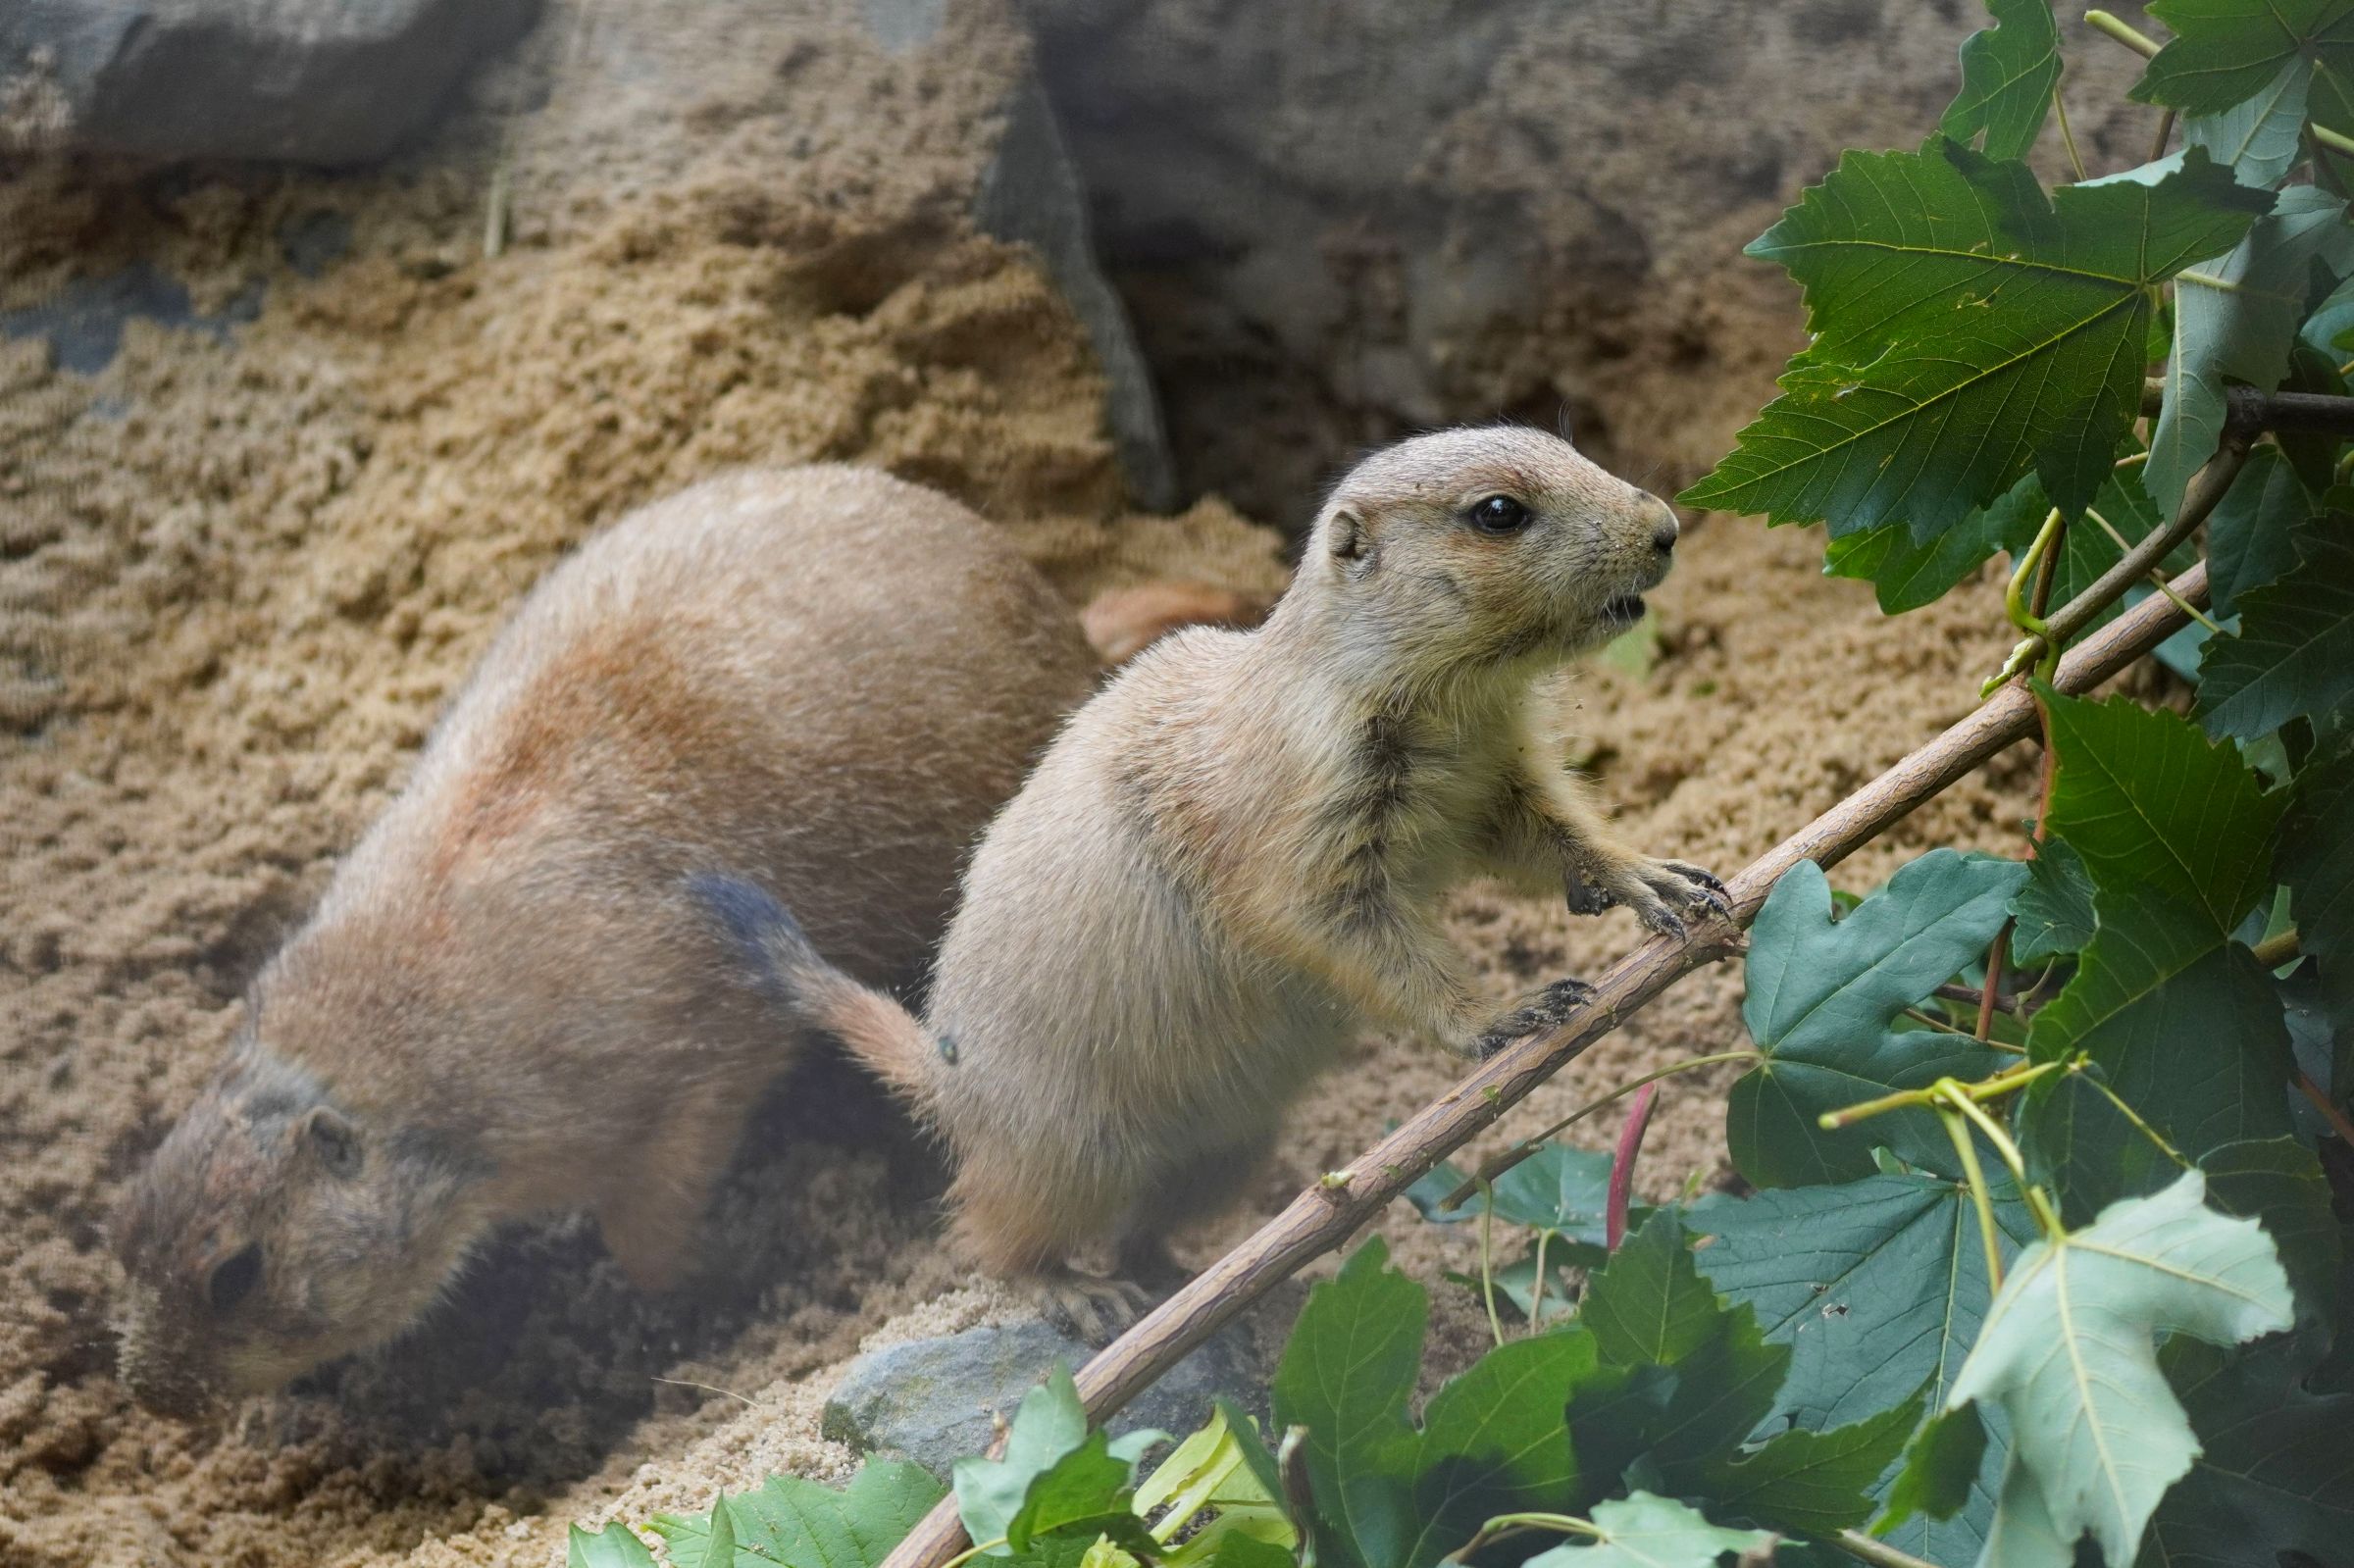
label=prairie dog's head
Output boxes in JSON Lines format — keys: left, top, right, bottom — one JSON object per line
{"left": 1297, "top": 426, "right": 1679, "bottom": 674}
{"left": 110, "top": 1036, "right": 480, "bottom": 1418}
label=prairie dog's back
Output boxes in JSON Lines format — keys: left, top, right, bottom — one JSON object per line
{"left": 332, "top": 465, "right": 1092, "bottom": 990}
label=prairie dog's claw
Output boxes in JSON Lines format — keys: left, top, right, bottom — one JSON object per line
{"left": 1580, "top": 855, "right": 1729, "bottom": 938}
{"left": 1032, "top": 1270, "right": 1151, "bottom": 1345}
{"left": 1475, "top": 976, "right": 1596, "bottom": 1058}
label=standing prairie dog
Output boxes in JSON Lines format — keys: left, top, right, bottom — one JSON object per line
{"left": 744, "top": 428, "right": 1726, "bottom": 1336}
{"left": 110, "top": 467, "right": 1099, "bottom": 1417}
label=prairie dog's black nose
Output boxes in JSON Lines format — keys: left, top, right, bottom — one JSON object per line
{"left": 1650, "top": 503, "right": 1680, "bottom": 554}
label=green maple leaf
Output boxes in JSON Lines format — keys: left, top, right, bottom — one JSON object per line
{"left": 2197, "top": 1136, "right": 2343, "bottom": 1328}
{"left": 2204, "top": 444, "right": 2311, "bottom": 617}
{"left": 1678, "top": 140, "right": 2268, "bottom": 538}
{"left": 1521, "top": 1493, "right": 1769, "bottom": 1568}
{"left": 2277, "top": 731, "right": 2354, "bottom": 1087}
{"left": 2141, "top": 1338, "right": 2354, "bottom": 1566}
{"left": 1691, "top": 1173, "right": 2035, "bottom": 1561}
{"left": 950, "top": 1366, "right": 1162, "bottom": 1559}
{"left": 1941, "top": 0, "right": 2062, "bottom": 161}
{"left": 1565, "top": 1213, "right": 1797, "bottom": 1506}
{"left": 570, "top": 1523, "right": 660, "bottom": 1568}
{"left": 2196, "top": 521, "right": 2354, "bottom": 739}
{"left": 2184, "top": 58, "right": 2314, "bottom": 186}
{"left": 1826, "top": 452, "right": 2186, "bottom": 618}
{"left": 1943, "top": 1171, "right": 2296, "bottom": 1567}
{"left": 654, "top": 1462, "right": 945, "bottom": 1568}
{"left": 2148, "top": 186, "right": 2354, "bottom": 516}
{"left": 1269, "top": 1239, "right": 1594, "bottom": 1568}
{"left": 1728, "top": 853, "right": 2021, "bottom": 1189}
{"left": 2134, "top": 0, "right": 2354, "bottom": 136}
{"left": 2010, "top": 838, "right": 2097, "bottom": 964}
{"left": 1695, "top": 1392, "right": 1922, "bottom": 1537}
{"left": 2038, "top": 691, "right": 2284, "bottom": 935}
{"left": 2023, "top": 891, "right": 2295, "bottom": 1221}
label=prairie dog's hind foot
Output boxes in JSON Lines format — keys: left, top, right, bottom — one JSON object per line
{"left": 1567, "top": 853, "right": 1729, "bottom": 938}
{"left": 1475, "top": 976, "right": 1596, "bottom": 1059}
{"left": 1029, "top": 1265, "right": 1152, "bottom": 1346}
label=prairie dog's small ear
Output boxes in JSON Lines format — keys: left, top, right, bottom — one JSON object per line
{"left": 1329, "top": 507, "right": 1372, "bottom": 567}
{"left": 301, "top": 1106, "right": 363, "bottom": 1179}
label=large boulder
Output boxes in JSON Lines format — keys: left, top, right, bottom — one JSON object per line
{"left": 0, "top": 0, "right": 539, "bottom": 165}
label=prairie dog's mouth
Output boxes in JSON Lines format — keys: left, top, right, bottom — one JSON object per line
{"left": 1601, "top": 593, "right": 1646, "bottom": 625}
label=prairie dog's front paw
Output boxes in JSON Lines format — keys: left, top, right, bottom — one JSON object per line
{"left": 1473, "top": 976, "right": 1596, "bottom": 1059}
{"left": 1578, "top": 854, "right": 1730, "bottom": 939}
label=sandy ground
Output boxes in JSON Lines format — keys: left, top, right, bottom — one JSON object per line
{"left": 0, "top": 2, "right": 2142, "bottom": 1564}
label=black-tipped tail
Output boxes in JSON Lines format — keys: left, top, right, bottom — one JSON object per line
{"left": 686, "top": 874, "right": 941, "bottom": 1105}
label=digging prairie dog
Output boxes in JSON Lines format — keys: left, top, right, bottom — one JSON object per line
{"left": 110, "top": 467, "right": 1098, "bottom": 1417}
{"left": 743, "top": 427, "right": 1727, "bottom": 1335}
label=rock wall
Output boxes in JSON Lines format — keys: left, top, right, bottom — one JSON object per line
{"left": 1023, "top": 0, "right": 2153, "bottom": 523}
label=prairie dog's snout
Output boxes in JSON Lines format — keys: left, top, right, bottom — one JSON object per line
{"left": 1309, "top": 427, "right": 1684, "bottom": 663}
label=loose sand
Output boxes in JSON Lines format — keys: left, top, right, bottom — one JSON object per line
{"left": 0, "top": 3, "right": 2161, "bottom": 1565}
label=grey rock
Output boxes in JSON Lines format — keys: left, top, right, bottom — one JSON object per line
{"left": 823, "top": 1315, "right": 1270, "bottom": 1481}
{"left": 1, "top": 0, "right": 541, "bottom": 166}
{"left": 862, "top": 0, "right": 1178, "bottom": 510}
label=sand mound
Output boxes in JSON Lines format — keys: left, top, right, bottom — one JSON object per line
{"left": 0, "top": 3, "right": 2124, "bottom": 1564}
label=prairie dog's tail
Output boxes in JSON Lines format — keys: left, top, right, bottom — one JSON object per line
{"left": 687, "top": 874, "right": 941, "bottom": 1107}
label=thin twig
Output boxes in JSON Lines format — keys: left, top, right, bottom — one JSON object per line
{"left": 2147, "top": 106, "right": 2176, "bottom": 165}
{"left": 1442, "top": 1050, "right": 1759, "bottom": 1208}
{"left": 872, "top": 570, "right": 2219, "bottom": 1568}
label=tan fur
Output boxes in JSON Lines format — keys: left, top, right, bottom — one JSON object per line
{"left": 772, "top": 428, "right": 1724, "bottom": 1338}
{"left": 109, "top": 467, "right": 1097, "bottom": 1416}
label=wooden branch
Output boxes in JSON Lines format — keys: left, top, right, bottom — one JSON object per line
{"left": 874, "top": 564, "right": 2216, "bottom": 1568}
{"left": 2137, "top": 379, "right": 2354, "bottom": 438}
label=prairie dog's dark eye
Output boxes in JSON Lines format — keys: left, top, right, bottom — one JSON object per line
{"left": 1467, "top": 495, "right": 1531, "bottom": 533}
{"left": 208, "top": 1243, "right": 262, "bottom": 1313}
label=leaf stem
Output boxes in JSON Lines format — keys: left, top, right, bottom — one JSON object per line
{"left": 938, "top": 1538, "right": 1011, "bottom": 1568}
{"left": 1819, "top": 1059, "right": 2058, "bottom": 1130}
{"left": 2051, "top": 76, "right": 2088, "bottom": 181}
{"left": 1941, "top": 1083, "right": 2034, "bottom": 1191}
{"left": 1439, "top": 1050, "right": 1758, "bottom": 1208}
{"left": 2147, "top": 106, "right": 2175, "bottom": 165}
{"left": 1832, "top": 1530, "right": 1947, "bottom": 1568}
{"left": 1445, "top": 1512, "right": 1601, "bottom": 1564}
{"left": 2082, "top": 10, "right": 2160, "bottom": 59}
{"left": 1904, "top": 1004, "right": 2022, "bottom": 1047}
{"left": 1941, "top": 1105, "right": 2009, "bottom": 1292}
{"left": 2082, "top": 506, "right": 2224, "bottom": 632}
{"left": 2073, "top": 1059, "right": 2192, "bottom": 1170}
{"left": 1525, "top": 1228, "right": 1553, "bottom": 1334}
{"left": 1476, "top": 1178, "right": 1505, "bottom": 1348}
